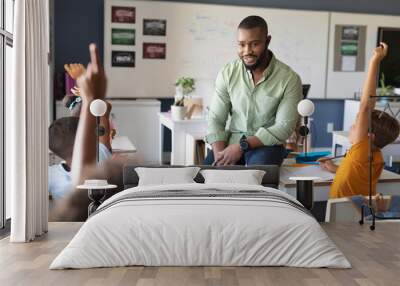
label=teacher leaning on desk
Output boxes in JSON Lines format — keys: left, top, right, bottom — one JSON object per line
{"left": 204, "top": 15, "right": 302, "bottom": 166}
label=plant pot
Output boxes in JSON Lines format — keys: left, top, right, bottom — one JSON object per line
{"left": 171, "top": 105, "right": 187, "bottom": 121}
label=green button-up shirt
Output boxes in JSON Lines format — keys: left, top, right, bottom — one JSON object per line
{"left": 206, "top": 53, "right": 302, "bottom": 146}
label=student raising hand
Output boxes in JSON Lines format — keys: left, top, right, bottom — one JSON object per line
{"left": 71, "top": 43, "right": 109, "bottom": 186}
{"left": 77, "top": 43, "right": 107, "bottom": 102}
{"left": 327, "top": 42, "right": 400, "bottom": 199}
{"left": 372, "top": 42, "right": 388, "bottom": 62}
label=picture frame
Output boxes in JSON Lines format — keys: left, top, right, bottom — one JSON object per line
{"left": 112, "top": 51, "right": 135, "bottom": 67}
{"left": 143, "top": 43, "right": 166, "bottom": 59}
{"left": 342, "top": 26, "right": 359, "bottom": 41}
{"left": 143, "top": 19, "right": 167, "bottom": 36}
{"left": 111, "top": 6, "right": 135, "bottom": 23}
{"left": 112, "top": 28, "right": 135, "bottom": 46}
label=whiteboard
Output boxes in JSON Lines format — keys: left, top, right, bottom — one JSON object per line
{"left": 104, "top": 0, "right": 329, "bottom": 101}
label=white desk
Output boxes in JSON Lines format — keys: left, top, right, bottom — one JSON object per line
{"left": 279, "top": 161, "right": 400, "bottom": 202}
{"left": 111, "top": 136, "right": 137, "bottom": 153}
{"left": 185, "top": 131, "right": 209, "bottom": 165}
{"left": 159, "top": 112, "right": 207, "bottom": 165}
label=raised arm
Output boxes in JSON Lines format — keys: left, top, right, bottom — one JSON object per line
{"left": 351, "top": 43, "right": 388, "bottom": 144}
{"left": 71, "top": 43, "right": 107, "bottom": 186}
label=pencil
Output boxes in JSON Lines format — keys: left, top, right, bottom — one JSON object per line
{"left": 318, "top": 154, "right": 346, "bottom": 162}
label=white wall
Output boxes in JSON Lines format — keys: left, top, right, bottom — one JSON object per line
{"left": 104, "top": 0, "right": 329, "bottom": 100}
{"left": 104, "top": 1, "right": 400, "bottom": 101}
{"left": 326, "top": 12, "right": 400, "bottom": 99}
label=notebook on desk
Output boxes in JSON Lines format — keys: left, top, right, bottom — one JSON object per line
{"left": 280, "top": 165, "right": 335, "bottom": 182}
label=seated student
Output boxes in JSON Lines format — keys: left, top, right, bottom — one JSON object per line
{"left": 319, "top": 43, "right": 400, "bottom": 199}
{"left": 48, "top": 114, "right": 112, "bottom": 200}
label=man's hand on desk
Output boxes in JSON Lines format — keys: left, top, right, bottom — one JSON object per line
{"left": 214, "top": 144, "right": 243, "bottom": 166}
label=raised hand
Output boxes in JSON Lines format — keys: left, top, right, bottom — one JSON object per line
{"left": 70, "top": 86, "right": 81, "bottom": 96}
{"left": 77, "top": 44, "right": 107, "bottom": 103}
{"left": 65, "top": 63, "right": 86, "bottom": 97}
{"left": 64, "top": 63, "right": 86, "bottom": 79}
{"left": 372, "top": 42, "right": 388, "bottom": 62}
{"left": 317, "top": 158, "right": 338, "bottom": 173}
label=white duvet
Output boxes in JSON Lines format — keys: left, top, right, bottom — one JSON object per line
{"left": 50, "top": 183, "right": 351, "bottom": 269}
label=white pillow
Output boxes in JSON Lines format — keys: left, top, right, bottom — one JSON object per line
{"left": 135, "top": 167, "right": 200, "bottom": 186}
{"left": 200, "top": 169, "right": 266, "bottom": 185}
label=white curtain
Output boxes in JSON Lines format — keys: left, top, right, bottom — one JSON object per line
{"left": 8, "top": 0, "right": 49, "bottom": 242}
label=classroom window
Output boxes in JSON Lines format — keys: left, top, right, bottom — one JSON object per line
{"left": 5, "top": 0, "right": 13, "bottom": 33}
{"left": 1, "top": 0, "right": 14, "bottom": 229}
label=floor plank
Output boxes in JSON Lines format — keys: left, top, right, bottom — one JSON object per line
{"left": 0, "top": 222, "right": 399, "bottom": 286}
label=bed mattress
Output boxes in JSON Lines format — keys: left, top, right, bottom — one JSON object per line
{"left": 50, "top": 183, "right": 351, "bottom": 269}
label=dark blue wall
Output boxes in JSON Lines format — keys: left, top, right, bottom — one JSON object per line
{"left": 54, "top": 0, "right": 396, "bottom": 148}
{"left": 310, "top": 99, "right": 344, "bottom": 148}
{"left": 54, "top": 0, "right": 104, "bottom": 73}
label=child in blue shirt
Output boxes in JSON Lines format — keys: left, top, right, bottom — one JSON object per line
{"left": 49, "top": 116, "right": 112, "bottom": 200}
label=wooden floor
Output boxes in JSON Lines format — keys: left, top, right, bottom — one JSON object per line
{"left": 0, "top": 222, "right": 399, "bottom": 286}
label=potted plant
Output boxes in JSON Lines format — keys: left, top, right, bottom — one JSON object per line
{"left": 171, "top": 77, "right": 195, "bottom": 120}
{"left": 377, "top": 73, "right": 394, "bottom": 98}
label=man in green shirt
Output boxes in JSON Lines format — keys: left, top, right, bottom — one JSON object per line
{"left": 204, "top": 15, "right": 302, "bottom": 166}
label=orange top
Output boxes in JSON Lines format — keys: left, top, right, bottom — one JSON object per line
{"left": 329, "top": 137, "right": 384, "bottom": 199}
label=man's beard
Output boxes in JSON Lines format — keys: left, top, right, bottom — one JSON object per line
{"left": 242, "top": 47, "right": 269, "bottom": 71}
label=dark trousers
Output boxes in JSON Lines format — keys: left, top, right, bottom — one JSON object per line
{"left": 203, "top": 145, "right": 286, "bottom": 166}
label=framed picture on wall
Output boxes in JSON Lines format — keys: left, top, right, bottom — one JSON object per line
{"left": 143, "top": 43, "right": 166, "bottom": 59}
{"left": 112, "top": 51, "right": 135, "bottom": 67}
{"left": 342, "top": 26, "right": 359, "bottom": 41}
{"left": 334, "top": 25, "right": 366, "bottom": 72}
{"left": 111, "top": 6, "right": 135, "bottom": 23}
{"left": 112, "top": 28, "right": 135, "bottom": 45}
{"left": 340, "top": 42, "right": 358, "bottom": 56}
{"left": 143, "top": 19, "right": 167, "bottom": 36}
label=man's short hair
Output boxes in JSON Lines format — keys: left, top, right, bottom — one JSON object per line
{"left": 371, "top": 110, "right": 400, "bottom": 149}
{"left": 238, "top": 15, "right": 268, "bottom": 35}
{"left": 49, "top": 117, "right": 79, "bottom": 160}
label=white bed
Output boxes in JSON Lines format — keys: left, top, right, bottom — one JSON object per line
{"left": 50, "top": 183, "right": 350, "bottom": 269}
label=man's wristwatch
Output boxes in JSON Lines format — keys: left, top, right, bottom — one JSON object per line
{"left": 239, "top": 135, "right": 250, "bottom": 152}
